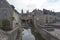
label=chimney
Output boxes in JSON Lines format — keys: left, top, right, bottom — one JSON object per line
{"left": 21, "top": 9, "right": 23, "bottom": 14}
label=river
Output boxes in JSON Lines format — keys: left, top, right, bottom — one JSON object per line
{"left": 22, "top": 29, "right": 35, "bottom": 40}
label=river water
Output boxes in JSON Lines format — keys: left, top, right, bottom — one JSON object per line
{"left": 22, "top": 29, "right": 35, "bottom": 40}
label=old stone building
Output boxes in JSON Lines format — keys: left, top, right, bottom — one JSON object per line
{"left": 0, "top": 0, "right": 20, "bottom": 28}
{"left": 0, "top": 0, "right": 14, "bottom": 28}
{"left": 43, "top": 9, "right": 56, "bottom": 25}
{"left": 33, "top": 9, "right": 57, "bottom": 26}
{"left": 0, "top": 0, "right": 20, "bottom": 40}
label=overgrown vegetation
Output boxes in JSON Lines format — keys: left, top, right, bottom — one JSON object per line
{"left": 1, "top": 19, "right": 12, "bottom": 31}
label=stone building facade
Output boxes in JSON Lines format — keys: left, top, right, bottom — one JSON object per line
{"left": 13, "top": 9, "right": 20, "bottom": 28}
{"left": 0, "top": 0, "right": 14, "bottom": 28}
{"left": 33, "top": 9, "right": 57, "bottom": 26}
{"left": 0, "top": 0, "right": 20, "bottom": 28}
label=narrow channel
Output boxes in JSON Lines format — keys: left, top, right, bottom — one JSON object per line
{"left": 22, "top": 28, "right": 45, "bottom": 40}
{"left": 21, "top": 19, "right": 45, "bottom": 40}
{"left": 22, "top": 28, "right": 35, "bottom": 40}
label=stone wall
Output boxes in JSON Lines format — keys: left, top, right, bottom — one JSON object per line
{"left": 0, "top": 27, "right": 19, "bottom": 40}
{"left": 35, "top": 25, "right": 59, "bottom": 40}
{"left": 34, "top": 19, "right": 59, "bottom": 40}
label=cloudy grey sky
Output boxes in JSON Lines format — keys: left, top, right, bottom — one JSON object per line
{"left": 7, "top": 0, "right": 60, "bottom": 13}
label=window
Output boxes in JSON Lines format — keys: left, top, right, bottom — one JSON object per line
{"left": 3, "top": 10, "right": 8, "bottom": 16}
{"left": 1, "top": 1, "right": 3, "bottom": 4}
{"left": 11, "top": 17, "right": 15, "bottom": 21}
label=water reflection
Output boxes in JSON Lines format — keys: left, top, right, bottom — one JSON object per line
{"left": 22, "top": 29, "right": 35, "bottom": 40}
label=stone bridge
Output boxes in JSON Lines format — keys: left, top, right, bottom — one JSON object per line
{"left": 0, "top": 27, "right": 19, "bottom": 40}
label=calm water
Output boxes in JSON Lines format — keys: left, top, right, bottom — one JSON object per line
{"left": 22, "top": 29, "right": 35, "bottom": 40}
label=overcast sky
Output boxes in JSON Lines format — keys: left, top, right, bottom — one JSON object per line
{"left": 7, "top": 0, "right": 60, "bottom": 13}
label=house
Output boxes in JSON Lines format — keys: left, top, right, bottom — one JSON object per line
{"left": 43, "top": 9, "right": 56, "bottom": 24}
{"left": 34, "top": 9, "right": 56, "bottom": 26}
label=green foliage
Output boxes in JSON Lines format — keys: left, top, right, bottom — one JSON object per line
{"left": 2, "top": 19, "right": 10, "bottom": 27}
{"left": 1, "top": 19, "right": 12, "bottom": 31}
